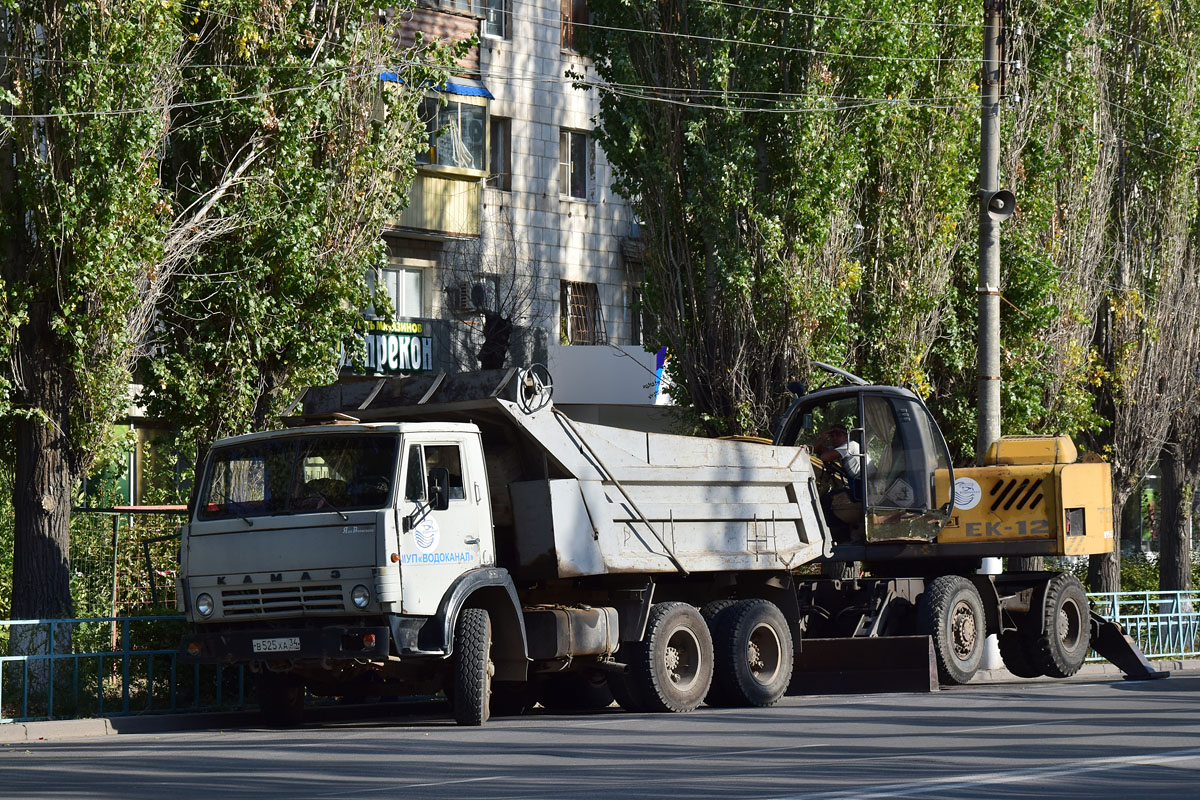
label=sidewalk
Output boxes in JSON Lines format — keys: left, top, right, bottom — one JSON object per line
{"left": 3, "top": 659, "right": 1196, "bottom": 744}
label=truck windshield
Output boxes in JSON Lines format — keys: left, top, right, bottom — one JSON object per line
{"left": 197, "top": 434, "right": 399, "bottom": 521}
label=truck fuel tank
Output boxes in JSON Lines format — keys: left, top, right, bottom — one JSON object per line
{"left": 523, "top": 606, "right": 620, "bottom": 661}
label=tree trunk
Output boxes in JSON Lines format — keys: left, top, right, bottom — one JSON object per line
{"left": 11, "top": 412, "right": 76, "bottom": 620}
{"left": 1087, "top": 491, "right": 1129, "bottom": 592}
{"left": 1158, "top": 438, "right": 1192, "bottom": 591}
{"left": 1008, "top": 556, "right": 1044, "bottom": 572}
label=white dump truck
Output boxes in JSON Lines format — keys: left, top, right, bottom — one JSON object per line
{"left": 178, "top": 368, "right": 834, "bottom": 725}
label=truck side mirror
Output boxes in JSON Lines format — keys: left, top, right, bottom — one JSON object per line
{"left": 427, "top": 467, "right": 450, "bottom": 511}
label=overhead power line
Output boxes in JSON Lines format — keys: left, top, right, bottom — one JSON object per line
{"left": 693, "top": 0, "right": 983, "bottom": 29}
{"left": 0, "top": 70, "right": 368, "bottom": 119}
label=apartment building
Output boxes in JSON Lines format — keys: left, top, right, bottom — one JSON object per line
{"left": 356, "top": 0, "right": 662, "bottom": 406}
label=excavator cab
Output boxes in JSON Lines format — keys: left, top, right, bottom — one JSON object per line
{"left": 775, "top": 365, "right": 955, "bottom": 544}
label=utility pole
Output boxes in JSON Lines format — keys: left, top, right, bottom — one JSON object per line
{"left": 976, "top": 0, "right": 1008, "bottom": 464}
{"left": 977, "top": 0, "right": 1015, "bottom": 663}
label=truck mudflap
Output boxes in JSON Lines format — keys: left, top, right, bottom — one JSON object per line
{"left": 1089, "top": 611, "right": 1169, "bottom": 681}
{"left": 180, "top": 624, "right": 390, "bottom": 665}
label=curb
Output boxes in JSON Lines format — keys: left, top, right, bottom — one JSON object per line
{"left": 0, "top": 710, "right": 261, "bottom": 744}
{"left": 976, "top": 657, "right": 1200, "bottom": 683}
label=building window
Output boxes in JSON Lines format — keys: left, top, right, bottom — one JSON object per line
{"left": 488, "top": 117, "right": 512, "bottom": 191}
{"left": 559, "top": 129, "right": 591, "bottom": 199}
{"left": 382, "top": 266, "right": 425, "bottom": 318}
{"left": 560, "top": 281, "right": 604, "bottom": 345}
{"left": 561, "top": 0, "right": 586, "bottom": 50}
{"left": 484, "top": 0, "right": 511, "bottom": 38}
{"left": 441, "top": 0, "right": 483, "bottom": 16}
{"left": 417, "top": 97, "right": 487, "bottom": 172}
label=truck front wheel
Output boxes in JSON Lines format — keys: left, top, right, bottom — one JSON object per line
{"left": 257, "top": 673, "right": 304, "bottom": 727}
{"left": 452, "top": 608, "right": 493, "bottom": 726}
{"left": 708, "top": 599, "right": 793, "bottom": 707}
{"left": 626, "top": 602, "right": 713, "bottom": 713}
{"left": 918, "top": 575, "right": 985, "bottom": 685}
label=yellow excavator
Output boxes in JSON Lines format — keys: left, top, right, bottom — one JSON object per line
{"left": 774, "top": 362, "right": 1163, "bottom": 688}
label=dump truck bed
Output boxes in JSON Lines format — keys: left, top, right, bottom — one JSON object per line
{"left": 297, "top": 370, "right": 831, "bottom": 578}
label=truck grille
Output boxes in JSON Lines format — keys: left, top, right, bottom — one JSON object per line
{"left": 220, "top": 584, "right": 343, "bottom": 617}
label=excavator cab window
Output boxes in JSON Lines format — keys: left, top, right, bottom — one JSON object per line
{"left": 860, "top": 393, "right": 952, "bottom": 542}
{"left": 776, "top": 383, "right": 954, "bottom": 544}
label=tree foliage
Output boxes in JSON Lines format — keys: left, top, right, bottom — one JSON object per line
{"left": 584, "top": 0, "right": 1200, "bottom": 587}
{"left": 137, "top": 2, "right": 460, "bottom": 478}
{"left": 0, "top": 0, "right": 453, "bottom": 617}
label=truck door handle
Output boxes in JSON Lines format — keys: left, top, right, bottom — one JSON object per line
{"left": 464, "top": 536, "right": 479, "bottom": 545}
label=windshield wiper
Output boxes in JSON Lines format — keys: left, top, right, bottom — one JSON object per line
{"left": 309, "top": 488, "right": 349, "bottom": 521}
{"left": 212, "top": 488, "right": 254, "bottom": 527}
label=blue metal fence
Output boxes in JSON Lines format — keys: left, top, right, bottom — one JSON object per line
{"left": 0, "top": 616, "right": 246, "bottom": 724}
{"left": 1087, "top": 590, "right": 1200, "bottom": 660}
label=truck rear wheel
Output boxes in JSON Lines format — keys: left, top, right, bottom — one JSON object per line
{"left": 918, "top": 575, "right": 985, "bottom": 685}
{"left": 452, "top": 608, "right": 493, "bottom": 726}
{"left": 1033, "top": 573, "right": 1090, "bottom": 678}
{"left": 708, "top": 599, "right": 793, "bottom": 707}
{"left": 257, "top": 673, "right": 304, "bottom": 727}
{"left": 626, "top": 602, "right": 713, "bottom": 713}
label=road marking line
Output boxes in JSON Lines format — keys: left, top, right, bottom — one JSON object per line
{"left": 673, "top": 743, "right": 826, "bottom": 760}
{"left": 944, "top": 719, "right": 1058, "bottom": 734}
{"left": 314, "top": 775, "right": 509, "bottom": 796}
{"left": 762, "top": 747, "right": 1200, "bottom": 799}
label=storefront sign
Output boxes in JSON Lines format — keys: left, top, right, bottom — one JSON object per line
{"left": 356, "top": 320, "right": 434, "bottom": 375}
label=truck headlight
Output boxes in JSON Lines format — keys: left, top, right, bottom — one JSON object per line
{"left": 351, "top": 585, "right": 371, "bottom": 609}
{"left": 196, "top": 593, "right": 215, "bottom": 618}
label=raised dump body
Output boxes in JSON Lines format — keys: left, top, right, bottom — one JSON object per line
{"left": 297, "top": 369, "right": 829, "bottom": 579}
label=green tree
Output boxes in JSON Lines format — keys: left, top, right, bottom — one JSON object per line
{"left": 138, "top": 2, "right": 458, "bottom": 479}
{"left": 0, "top": 0, "right": 186, "bottom": 619}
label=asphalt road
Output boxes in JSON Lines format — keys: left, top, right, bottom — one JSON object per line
{"left": 4, "top": 672, "right": 1199, "bottom": 799}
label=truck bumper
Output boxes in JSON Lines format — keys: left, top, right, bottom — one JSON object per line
{"left": 180, "top": 624, "right": 391, "bottom": 665}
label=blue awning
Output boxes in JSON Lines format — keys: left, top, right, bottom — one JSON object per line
{"left": 379, "top": 72, "right": 493, "bottom": 100}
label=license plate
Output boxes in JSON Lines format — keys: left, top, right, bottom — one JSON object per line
{"left": 252, "top": 636, "right": 301, "bottom": 654}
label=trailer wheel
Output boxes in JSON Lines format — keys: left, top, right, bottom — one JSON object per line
{"left": 538, "top": 671, "right": 615, "bottom": 711}
{"left": 452, "top": 608, "right": 493, "bottom": 726}
{"left": 1033, "top": 573, "right": 1090, "bottom": 678}
{"left": 709, "top": 599, "right": 793, "bottom": 707}
{"left": 626, "top": 602, "right": 713, "bottom": 713}
{"left": 917, "top": 575, "right": 985, "bottom": 685}
{"left": 998, "top": 630, "right": 1043, "bottom": 678}
{"left": 257, "top": 673, "right": 304, "bottom": 727}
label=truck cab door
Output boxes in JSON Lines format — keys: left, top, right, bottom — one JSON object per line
{"left": 397, "top": 437, "right": 492, "bottom": 615}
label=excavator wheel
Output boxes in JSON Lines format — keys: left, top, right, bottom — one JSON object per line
{"left": 917, "top": 575, "right": 985, "bottom": 685}
{"left": 998, "top": 630, "right": 1043, "bottom": 678}
{"left": 1032, "top": 573, "right": 1090, "bottom": 678}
